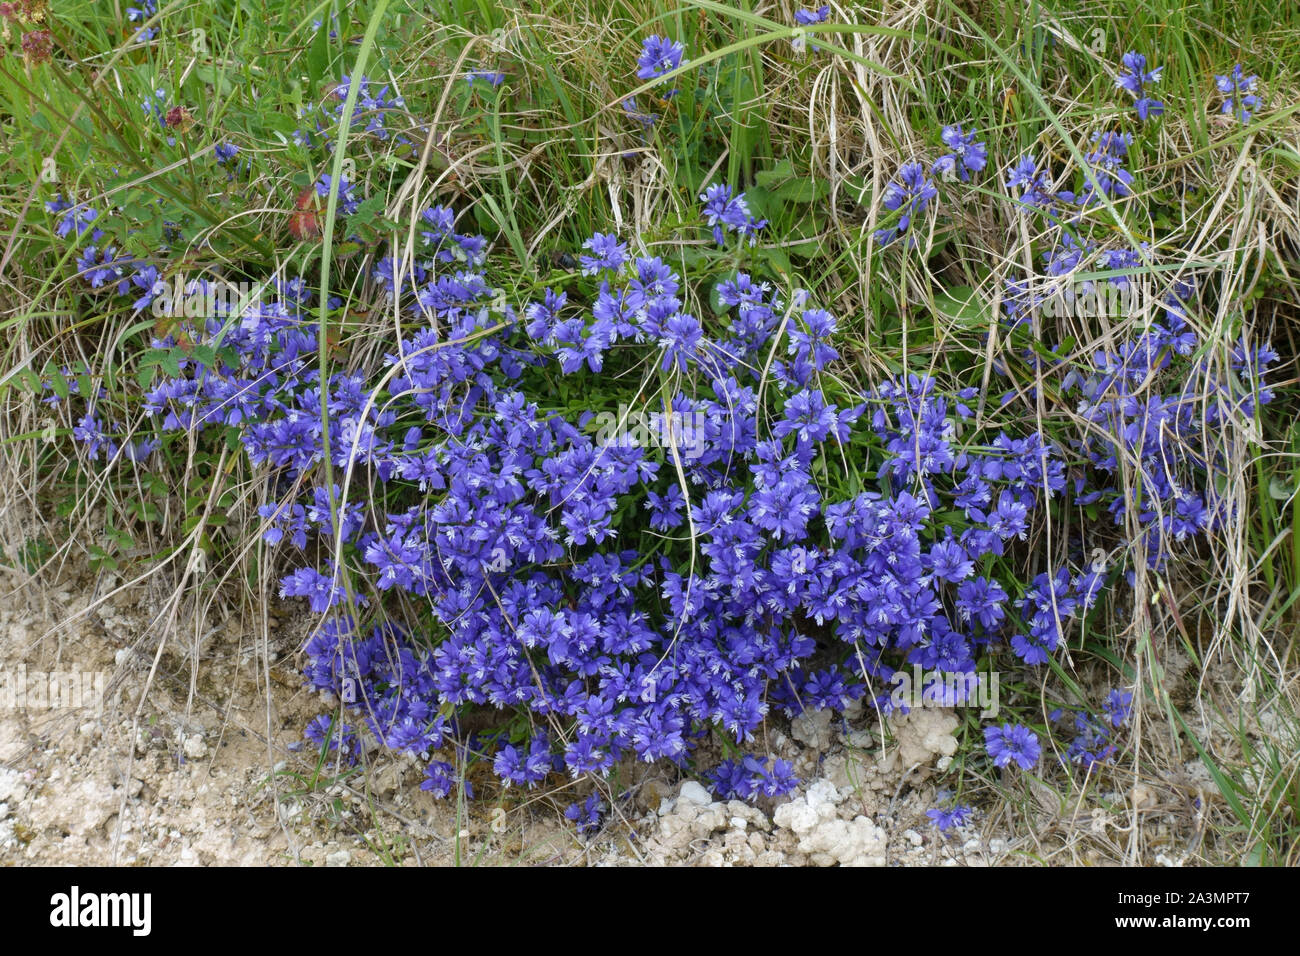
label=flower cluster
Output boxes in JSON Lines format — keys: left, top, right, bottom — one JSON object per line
{"left": 1080, "top": 130, "right": 1135, "bottom": 205}
{"left": 699, "top": 184, "right": 768, "bottom": 246}
{"left": 932, "top": 124, "right": 988, "bottom": 183}
{"left": 42, "top": 56, "right": 1273, "bottom": 821}
{"left": 993, "top": 58, "right": 1278, "bottom": 575}
{"left": 794, "top": 6, "right": 830, "bottom": 25}
{"left": 709, "top": 756, "right": 799, "bottom": 801}
{"left": 985, "top": 723, "right": 1041, "bottom": 770}
{"left": 126, "top": 1, "right": 157, "bottom": 42}
{"left": 1216, "top": 65, "right": 1260, "bottom": 123}
{"left": 926, "top": 791, "right": 973, "bottom": 833}
{"left": 1051, "top": 689, "right": 1133, "bottom": 770}
{"left": 60, "top": 177, "right": 1125, "bottom": 802}
{"left": 292, "top": 73, "right": 411, "bottom": 151}
{"left": 1115, "top": 51, "right": 1163, "bottom": 121}
{"left": 565, "top": 795, "right": 605, "bottom": 835}
{"left": 792, "top": 5, "right": 831, "bottom": 53}
{"left": 873, "top": 161, "right": 938, "bottom": 246}
{"left": 637, "top": 35, "right": 685, "bottom": 82}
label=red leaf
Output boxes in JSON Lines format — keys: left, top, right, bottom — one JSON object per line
{"left": 288, "top": 185, "right": 321, "bottom": 241}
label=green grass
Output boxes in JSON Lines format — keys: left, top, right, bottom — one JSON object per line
{"left": 1, "top": 0, "right": 1298, "bottom": 863}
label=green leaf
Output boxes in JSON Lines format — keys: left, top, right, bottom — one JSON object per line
{"left": 87, "top": 543, "right": 118, "bottom": 573}
{"left": 191, "top": 344, "right": 218, "bottom": 368}
{"left": 17, "top": 367, "right": 41, "bottom": 394}
{"left": 754, "top": 159, "right": 829, "bottom": 205}
{"left": 932, "top": 285, "right": 989, "bottom": 325}
{"left": 742, "top": 185, "right": 771, "bottom": 217}
{"left": 754, "top": 159, "right": 795, "bottom": 187}
{"left": 1268, "top": 477, "right": 1295, "bottom": 501}
{"left": 348, "top": 195, "right": 386, "bottom": 229}
{"left": 772, "top": 177, "right": 829, "bottom": 204}
{"left": 306, "top": 19, "right": 330, "bottom": 89}
{"left": 47, "top": 367, "right": 69, "bottom": 400}
{"left": 756, "top": 246, "right": 792, "bottom": 277}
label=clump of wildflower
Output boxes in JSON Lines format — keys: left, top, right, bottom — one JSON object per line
{"left": 985, "top": 723, "right": 1041, "bottom": 770}
{"left": 874, "top": 160, "right": 938, "bottom": 245}
{"left": 1215, "top": 65, "right": 1260, "bottom": 123}
{"left": 931, "top": 124, "right": 987, "bottom": 182}
{"left": 1115, "top": 51, "right": 1163, "bottom": 121}
{"left": 927, "top": 791, "right": 973, "bottom": 834}
{"left": 636, "top": 35, "right": 685, "bottom": 81}
{"left": 699, "top": 184, "right": 767, "bottom": 246}
{"left": 564, "top": 794, "right": 605, "bottom": 835}
{"left": 43, "top": 63, "right": 1278, "bottom": 817}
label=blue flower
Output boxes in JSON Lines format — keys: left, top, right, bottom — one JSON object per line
{"left": 421, "top": 760, "right": 459, "bottom": 798}
{"left": 927, "top": 800, "right": 973, "bottom": 833}
{"left": 931, "top": 124, "right": 987, "bottom": 182}
{"left": 1080, "top": 131, "right": 1135, "bottom": 204}
{"left": 465, "top": 70, "right": 506, "bottom": 87}
{"left": 792, "top": 5, "right": 831, "bottom": 50}
{"left": 1216, "top": 65, "right": 1260, "bottom": 123}
{"left": 699, "top": 184, "right": 767, "bottom": 245}
{"left": 794, "top": 6, "right": 830, "bottom": 25}
{"left": 127, "top": 1, "right": 158, "bottom": 41}
{"left": 564, "top": 794, "right": 605, "bottom": 834}
{"left": 1102, "top": 688, "right": 1133, "bottom": 728}
{"left": 279, "top": 564, "right": 356, "bottom": 613}
{"left": 621, "top": 96, "right": 659, "bottom": 130}
{"left": 61, "top": 81, "right": 1278, "bottom": 817}
{"left": 710, "top": 755, "right": 798, "bottom": 801}
{"left": 578, "top": 232, "right": 629, "bottom": 276}
{"left": 874, "top": 161, "right": 937, "bottom": 244}
{"left": 637, "top": 35, "right": 685, "bottom": 81}
{"left": 984, "top": 723, "right": 1041, "bottom": 770}
{"left": 658, "top": 312, "right": 704, "bottom": 372}
{"left": 1115, "top": 51, "right": 1164, "bottom": 121}
{"left": 315, "top": 173, "right": 361, "bottom": 216}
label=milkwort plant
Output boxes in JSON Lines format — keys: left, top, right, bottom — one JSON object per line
{"left": 990, "top": 53, "right": 1278, "bottom": 584}
{"left": 39, "top": 49, "right": 1276, "bottom": 816}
